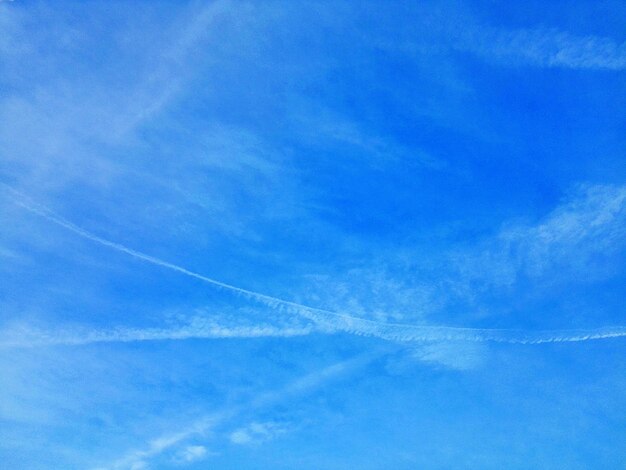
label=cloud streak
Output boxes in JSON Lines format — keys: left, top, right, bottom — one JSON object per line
{"left": 3, "top": 183, "right": 626, "bottom": 346}
{"left": 93, "top": 415, "right": 223, "bottom": 470}
{"left": 96, "top": 353, "right": 375, "bottom": 470}
{"left": 460, "top": 27, "right": 626, "bottom": 70}
{"left": 0, "top": 323, "right": 314, "bottom": 349}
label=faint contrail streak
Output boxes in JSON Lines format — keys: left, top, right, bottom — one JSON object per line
{"left": 0, "top": 324, "right": 314, "bottom": 349}
{"left": 95, "top": 351, "right": 379, "bottom": 470}
{"left": 3, "top": 183, "right": 626, "bottom": 345}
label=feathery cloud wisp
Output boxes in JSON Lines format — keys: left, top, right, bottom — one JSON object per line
{"left": 96, "top": 353, "right": 375, "bottom": 470}
{"left": 2, "top": 183, "right": 625, "bottom": 347}
{"left": 459, "top": 27, "right": 626, "bottom": 70}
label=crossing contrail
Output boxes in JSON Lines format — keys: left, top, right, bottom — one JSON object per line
{"left": 0, "top": 324, "right": 315, "bottom": 348}
{"left": 4, "top": 323, "right": 625, "bottom": 348}
{"left": 3, "top": 183, "right": 626, "bottom": 346}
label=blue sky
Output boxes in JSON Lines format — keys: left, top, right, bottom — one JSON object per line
{"left": 1, "top": 1, "right": 626, "bottom": 468}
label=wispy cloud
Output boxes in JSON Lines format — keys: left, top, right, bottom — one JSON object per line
{"left": 109, "top": 0, "right": 235, "bottom": 138}
{"left": 0, "top": 0, "right": 275, "bottom": 227}
{"left": 0, "top": 322, "right": 314, "bottom": 349}
{"left": 3, "top": 183, "right": 625, "bottom": 347}
{"left": 452, "top": 184, "right": 626, "bottom": 289}
{"left": 95, "top": 354, "right": 375, "bottom": 469}
{"left": 1, "top": 2, "right": 624, "bottom": 468}
{"left": 510, "top": 184, "right": 626, "bottom": 276}
{"left": 175, "top": 445, "right": 210, "bottom": 464}
{"left": 229, "top": 421, "right": 288, "bottom": 446}
{"left": 410, "top": 341, "right": 486, "bottom": 371}
{"left": 289, "top": 102, "right": 447, "bottom": 171}
{"left": 94, "top": 415, "right": 223, "bottom": 470}
{"left": 459, "top": 27, "right": 626, "bottom": 70}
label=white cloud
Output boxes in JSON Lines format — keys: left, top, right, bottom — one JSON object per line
{"left": 453, "top": 184, "right": 626, "bottom": 288}
{"left": 229, "top": 429, "right": 253, "bottom": 445}
{"left": 384, "top": 342, "right": 487, "bottom": 374}
{"left": 513, "top": 184, "right": 626, "bottom": 276}
{"left": 289, "top": 102, "right": 446, "bottom": 171}
{"left": 0, "top": 0, "right": 291, "bottom": 244}
{"left": 229, "top": 421, "right": 288, "bottom": 446}
{"left": 0, "top": 320, "right": 315, "bottom": 348}
{"left": 4, "top": 182, "right": 626, "bottom": 349}
{"left": 460, "top": 27, "right": 626, "bottom": 70}
{"left": 300, "top": 266, "right": 441, "bottom": 324}
{"left": 176, "top": 445, "right": 209, "bottom": 463}
{"left": 411, "top": 342, "right": 486, "bottom": 371}
{"left": 93, "top": 415, "right": 221, "bottom": 470}
{"left": 95, "top": 355, "right": 374, "bottom": 469}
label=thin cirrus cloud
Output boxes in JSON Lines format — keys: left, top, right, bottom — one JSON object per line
{"left": 458, "top": 26, "right": 626, "bottom": 70}
{"left": 96, "top": 353, "right": 375, "bottom": 470}
{"left": 93, "top": 415, "right": 222, "bottom": 470}
{"left": 0, "top": 322, "right": 315, "bottom": 349}
{"left": 1, "top": 3, "right": 625, "bottom": 469}
{"left": 449, "top": 184, "right": 626, "bottom": 293}
{"left": 0, "top": 0, "right": 257, "bottom": 204}
{"left": 175, "top": 445, "right": 210, "bottom": 464}
{"left": 229, "top": 421, "right": 288, "bottom": 446}
{"left": 2, "top": 182, "right": 625, "bottom": 347}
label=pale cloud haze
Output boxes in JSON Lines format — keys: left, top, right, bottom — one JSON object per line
{"left": 1, "top": 1, "right": 625, "bottom": 469}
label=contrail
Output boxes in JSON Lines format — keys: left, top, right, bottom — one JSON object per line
{"left": 0, "top": 324, "right": 315, "bottom": 349}
{"left": 3, "top": 183, "right": 626, "bottom": 345}
{"left": 95, "top": 351, "right": 379, "bottom": 470}
{"left": 4, "top": 322, "right": 626, "bottom": 348}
